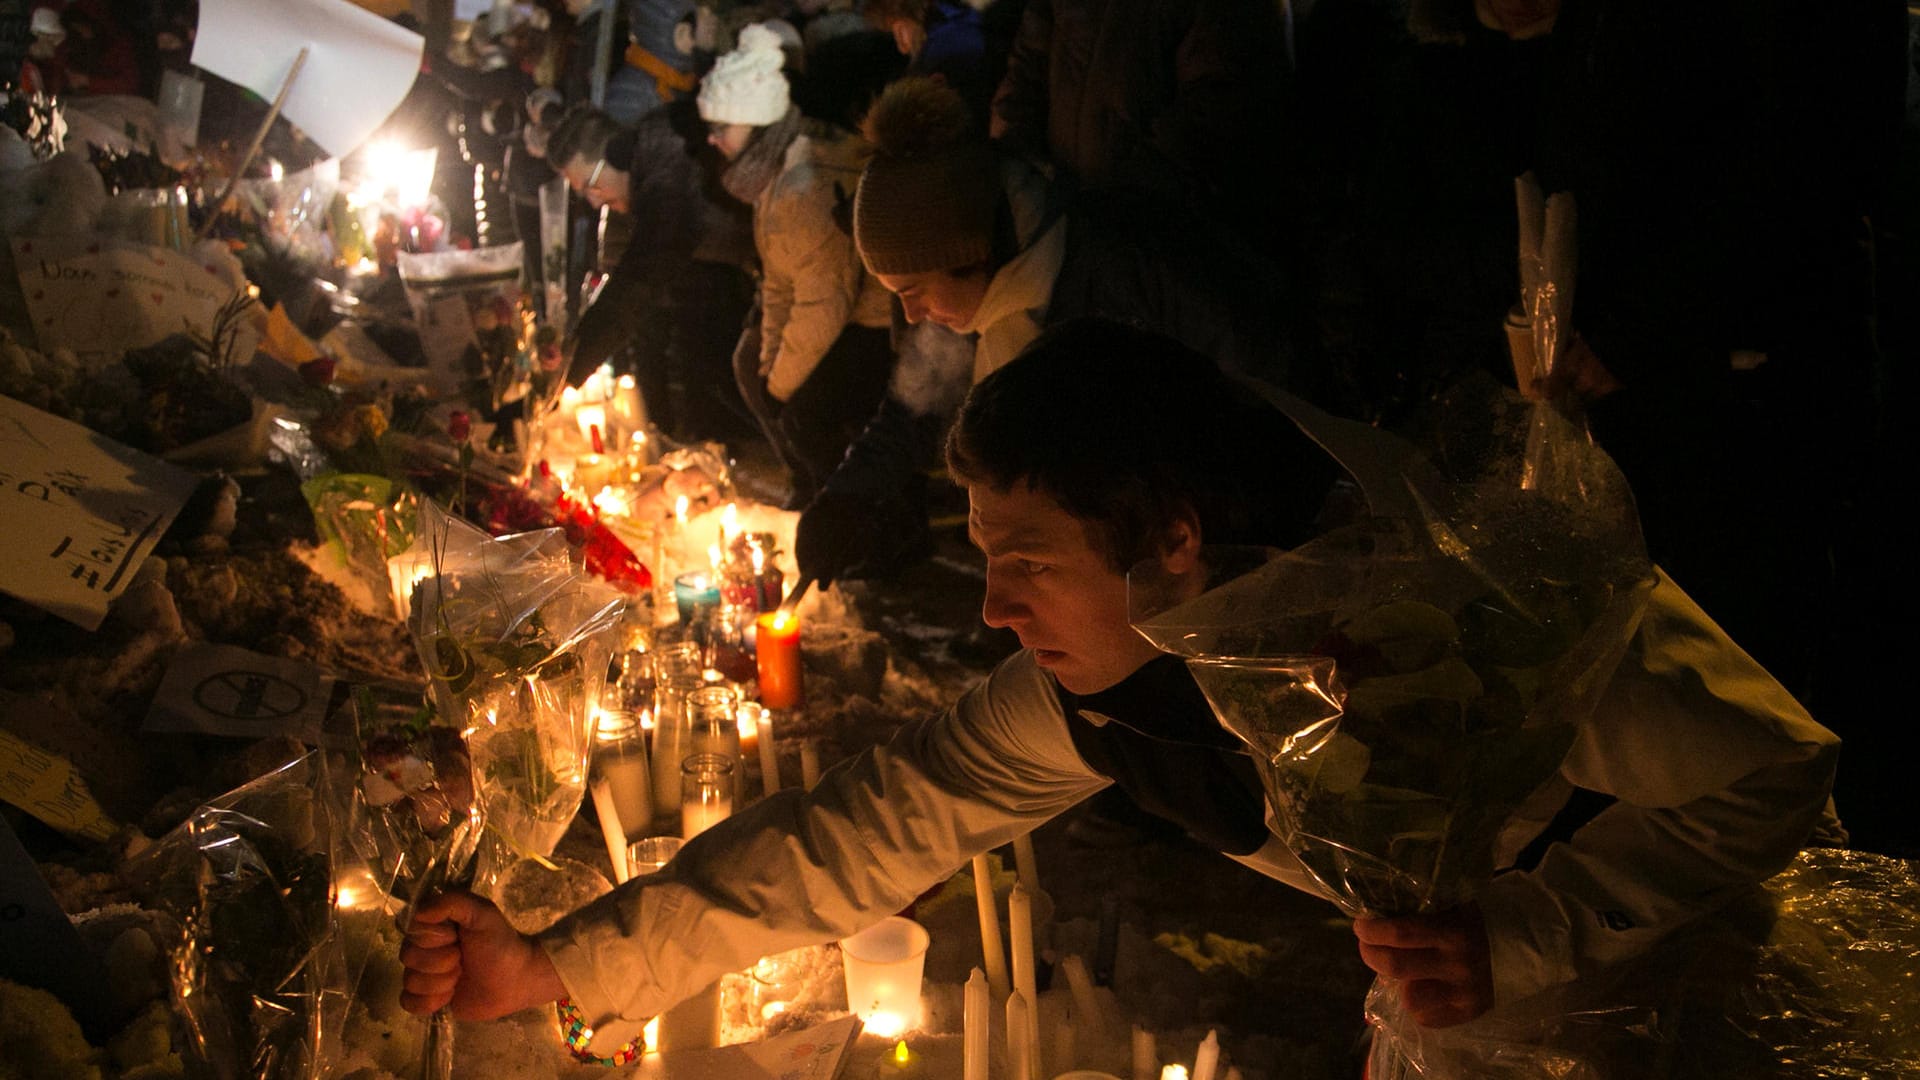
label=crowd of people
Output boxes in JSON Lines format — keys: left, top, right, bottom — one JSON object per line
{"left": 9, "top": 0, "right": 1915, "bottom": 1068}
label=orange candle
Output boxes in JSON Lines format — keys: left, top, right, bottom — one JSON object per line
{"left": 755, "top": 610, "right": 803, "bottom": 708}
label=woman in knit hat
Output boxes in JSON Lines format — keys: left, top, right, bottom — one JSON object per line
{"left": 793, "top": 76, "right": 1294, "bottom": 586}
{"left": 700, "top": 22, "right": 896, "bottom": 508}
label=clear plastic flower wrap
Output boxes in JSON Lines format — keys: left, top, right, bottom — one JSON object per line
{"left": 123, "top": 749, "right": 352, "bottom": 1080}
{"left": 1364, "top": 848, "right": 1920, "bottom": 1079}
{"left": 398, "top": 500, "right": 626, "bottom": 895}
{"left": 1131, "top": 391, "right": 1655, "bottom": 917}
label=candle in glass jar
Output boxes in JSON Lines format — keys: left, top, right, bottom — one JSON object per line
{"left": 573, "top": 452, "right": 614, "bottom": 493}
{"left": 755, "top": 609, "right": 803, "bottom": 708}
{"left": 589, "top": 710, "right": 652, "bottom": 882}
{"left": 681, "top": 753, "right": 735, "bottom": 839}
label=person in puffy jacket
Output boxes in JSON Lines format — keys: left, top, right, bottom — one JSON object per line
{"left": 397, "top": 319, "right": 1840, "bottom": 1054}
{"left": 701, "top": 23, "right": 897, "bottom": 508}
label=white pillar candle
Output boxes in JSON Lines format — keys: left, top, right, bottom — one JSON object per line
{"left": 1006, "top": 990, "right": 1036, "bottom": 1080}
{"left": 1050, "top": 1015, "right": 1076, "bottom": 1077}
{"left": 1192, "top": 1030, "right": 1220, "bottom": 1080}
{"left": 971, "top": 855, "right": 1011, "bottom": 1001}
{"left": 963, "top": 968, "right": 990, "bottom": 1080}
{"left": 1012, "top": 833, "right": 1039, "bottom": 891}
{"left": 1009, "top": 884, "right": 1040, "bottom": 1064}
{"left": 1059, "top": 954, "right": 1105, "bottom": 1039}
{"left": 800, "top": 739, "right": 821, "bottom": 789}
{"left": 755, "top": 708, "right": 780, "bottom": 794}
{"left": 1132, "top": 1026, "right": 1158, "bottom": 1080}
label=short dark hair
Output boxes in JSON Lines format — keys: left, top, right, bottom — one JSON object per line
{"left": 946, "top": 318, "right": 1339, "bottom": 571}
{"left": 545, "top": 103, "right": 624, "bottom": 171}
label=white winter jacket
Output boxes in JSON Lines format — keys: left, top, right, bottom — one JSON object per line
{"left": 537, "top": 570, "right": 1838, "bottom": 1048}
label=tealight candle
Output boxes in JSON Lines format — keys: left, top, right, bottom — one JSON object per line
{"left": 754, "top": 609, "right": 803, "bottom": 708}
{"left": 573, "top": 452, "right": 614, "bottom": 493}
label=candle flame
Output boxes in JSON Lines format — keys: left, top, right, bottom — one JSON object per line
{"left": 592, "top": 486, "right": 629, "bottom": 517}
{"left": 643, "top": 1017, "right": 659, "bottom": 1054}
{"left": 750, "top": 537, "right": 765, "bottom": 574}
{"left": 674, "top": 495, "right": 689, "bottom": 524}
{"left": 708, "top": 544, "right": 722, "bottom": 571}
{"left": 864, "top": 1011, "right": 907, "bottom": 1039}
{"left": 893, "top": 1040, "right": 911, "bottom": 1065}
{"left": 639, "top": 709, "right": 653, "bottom": 732}
{"left": 722, "top": 502, "right": 739, "bottom": 540}
{"left": 772, "top": 610, "right": 794, "bottom": 632}
{"left": 1162, "top": 1067, "right": 1190, "bottom": 1080}
{"left": 560, "top": 386, "right": 582, "bottom": 409}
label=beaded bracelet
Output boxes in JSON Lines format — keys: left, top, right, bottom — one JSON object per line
{"left": 555, "top": 998, "right": 642, "bottom": 1067}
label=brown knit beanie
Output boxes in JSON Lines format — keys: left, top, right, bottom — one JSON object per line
{"left": 854, "top": 78, "right": 1000, "bottom": 276}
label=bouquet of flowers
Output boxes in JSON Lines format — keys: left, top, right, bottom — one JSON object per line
{"left": 126, "top": 750, "right": 352, "bottom": 1080}
{"left": 1131, "top": 390, "right": 1654, "bottom": 918}
{"left": 397, "top": 500, "right": 626, "bottom": 896}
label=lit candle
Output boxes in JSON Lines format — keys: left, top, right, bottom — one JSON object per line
{"left": 1132, "top": 1027, "right": 1159, "bottom": 1080}
{"left": 575, "top": 403, "right": 608, "bottom": 449}
{"left": 1161, "top": 1066, "right": 1189, "bottom": 1080}
{"left": 1013, "top": 834, "right": 1039, "bottom": 892}
{"left": 573, "top": 452, "right": 614, "bottom": 493}
{"left": 1006, "top": 990, "right": 1036, "bottom": 1080}
{"left": 799, "top": 738, "right": 820, "bottom": 789}
{"left": 721, "top": 501, "right": 739, "bottom": 546}
{"left": 592, "top": 485, "right": 631, "bottom": 518}
{"left": 755, "top": 610, "right": 803, "bottom": 708}
{"left": 1192, "top": 1031, "right": 1220, "bottom": 1080}
{"left": 1010, "top": 884, "right": 1040, "bottom": 1064}
{"left": 673, "top": 571, "right": 720, "bottom": 625}
{"left": 963, "top": 968, "right": 989, "bottom": 1080}
{"left": 613, "top": 373, "right": 646, "bottom": 437}
{"left": 971, "top": 854, "right": 1011, "bottom": 1000}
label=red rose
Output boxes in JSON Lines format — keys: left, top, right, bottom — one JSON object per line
{"left": 448, "top": 410, "right": 472, "bottom": 443}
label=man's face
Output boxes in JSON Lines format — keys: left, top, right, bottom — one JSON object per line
{"left": 874, "top": 268, "right": 990, "bottom": 330}
{"left": 968, "top": 481, "right": 1163, "bottom": 694}
{"left": 562, "top": 153, "right": 629, "bottom": 213}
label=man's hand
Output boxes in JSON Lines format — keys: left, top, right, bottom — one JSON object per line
{"left": 1352, "top": 904, "right": 1494, "bottom": 1028}
{"left": 399, "top": 891, "right": 569, "bottom": 1019}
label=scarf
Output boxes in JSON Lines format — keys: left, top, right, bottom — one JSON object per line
{"left": 624, "top": 43, "right": 698, "bottom": 102}
{"left": 719, "top": 106, "right": 804, "bottom": 206}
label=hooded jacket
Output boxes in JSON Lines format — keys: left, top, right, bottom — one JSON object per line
{"left": 727, "top": 113, "right": 894, "bottom": 402}
{"left": 538, "top": 569, "right": 1839, "bottom": 1051}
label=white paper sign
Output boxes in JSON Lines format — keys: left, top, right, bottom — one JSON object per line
{"left": 0, "top": 394, "right": 199, "bottom": 630}
{"left": 191, "top": 0, "right": 425, "bottom": 158}
{"left": 145, "top": 643, "right": 335, "bottom": 744}
{"left": 11, "top": 236, "right": 255, "bottom": 366}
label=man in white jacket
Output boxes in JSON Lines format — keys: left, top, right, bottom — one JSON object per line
{"left": 399, "top": 320, "right": 1839, "bottom": 1053}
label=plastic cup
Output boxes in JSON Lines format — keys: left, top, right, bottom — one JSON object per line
{"left": 840, "top": 916, "right": 930, "bottom": 1037}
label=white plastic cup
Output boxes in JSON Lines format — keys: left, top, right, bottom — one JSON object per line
{"left": 839, "top": 916, "right": 931, "bottom": 1038}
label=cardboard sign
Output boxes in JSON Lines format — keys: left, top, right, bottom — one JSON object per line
{"left": 145, "top": 643, "right": 334, "bottom": 745}
{"left": 191, "top": 0, "right": 423, "bottom": 158}
{"left": 0, "top": 814, "right": 122, "bottom": 1038}
{"left": 0, "top": 394, "right": 199, "bottom": 630}
{"left": 10, "top": 236, "right": 256, "bottom": 366}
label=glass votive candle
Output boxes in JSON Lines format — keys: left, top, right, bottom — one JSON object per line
{"left": 628, "top": 835, "right": 684, "bottom": 877}
{"left": 673, "top": 571, "right": 721, "bottom": 625}
{"left": 680, "top": 753, "right": 735, "bottom": 840}
{"left": 839, "top": 916, "right": 930, "bottom": 1038}
{"left": 589, "top": 710, "right": 652, "bottom": 883}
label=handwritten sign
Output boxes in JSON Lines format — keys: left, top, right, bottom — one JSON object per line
{"left": 0, "top": 727, "right": 117, "bottom": 841}
{"left": 145, "top": 643, "right": 334, "bottom": 744}
{"left": 0, "top": 394, "right": 199, "bottom": 630}
{"left": 10, "top": 236, "right": 255, "bottom": 366}
{"left": 0, "top": 814, "right": 122, "bottom": 1038}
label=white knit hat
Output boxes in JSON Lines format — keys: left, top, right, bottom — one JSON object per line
{"left": 697, "top": 23, "right": 791, "bottom": 127}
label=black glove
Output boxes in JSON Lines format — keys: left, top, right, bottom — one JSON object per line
{"left": 794, "top": 488, "right": 875, "bottom": 588}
